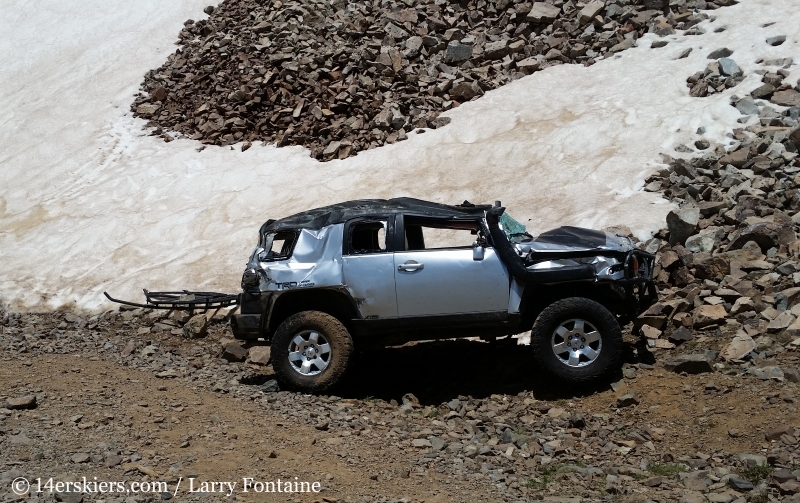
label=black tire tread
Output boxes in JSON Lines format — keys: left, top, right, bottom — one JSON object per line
{"left": 531, "top": 297, "right": 622, "bottom": 384}
{"left": 271, "top": 311, "right": 354, "bottom": 393}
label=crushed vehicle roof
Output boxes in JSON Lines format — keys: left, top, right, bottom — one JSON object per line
{"left": 262, "top": 197, "right": 492, "bottom": 231}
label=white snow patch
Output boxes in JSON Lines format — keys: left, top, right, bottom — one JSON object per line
{"left": 1, "top": 0, "right": 799, "bottom": 310}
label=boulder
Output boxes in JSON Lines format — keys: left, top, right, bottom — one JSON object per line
{"left": 719, "top": 148, "right": 749, "bottom": 168}
{"left": 771, "top": 90, "right": 800, "bottom": 107}
{"left": 248, "top": 346, "right": 272, "bottom": 366}
{"left": 734, "top": 97, "right": 759, "bottom": 115}
{"left": 483, "top": 40, "right": 508, "bottom": 60}
{"left": 669, "top": 326, "right": 693, "bottom": 343}
{"left": 578, "top": 1, "right": 604, "bottom": 24}
{"left": 685, "top": 230, "right": 717, "bottom": 253}
{"left": 718, "top": 58, "right": 741, "bottom": 77}
{"left": 784, "top": 316, "right": 800, "bottom": 337}
{"left": 749, "top": 366, "right": 784, "bottom": 381}
{"left": 666, "top": 207, "right": 700, "bottom": 245}
{"left": 727, "top": 222, "right": 795, "bottom": 253}
{"left": 444, "top": 43, "right": 473, "bottom": 64}
{"left": 616, "top": 392, "right": 640, "bottom": 408}
{"left": 766, "top": 35, "right": 787, "bottom": 46}
{"left": 182, "top": 314, "right": 208, "bottom": 339}
{"left": 221, "top": 342, "right": 248, "bottom": 362}
{"left": 767, "top": 311, "right": 796, "bottom": 333}
{"left": 526, "top": 2, "right": 561, "bottom": 23}
{"left": 730, "top": 297, "right": 755, "bottom": 315}
{"left": 664, "top": 354, "right": 714, "bottom": 374}
{"left": 751, "top": 83, "right": 776, "bottom": 99}
{"left": 720, "top": 333, "right": 756, "bottom": 360}
{"left": 790, "top": 128, "right": 800, "bottom": 149}
{"left": 707, "top": 48, "right": 733, "bottom": 59}
{"left": 693, "top": 304, "right": 727, "bottom": 327}
{"left": 5, "top": 395, "right": 37, "bottom": 410}
{"left": 640, "top": 325, "right": 662, "bottom": 339}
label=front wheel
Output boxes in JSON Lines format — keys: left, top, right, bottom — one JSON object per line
{"left": 531, "top": 297, "right": 622, "bottom": 383}
{"left": 271, "top": 311, "right": 354, "bottom": 393}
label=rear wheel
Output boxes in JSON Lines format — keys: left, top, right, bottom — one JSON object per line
{"left": 271, "top": 311, "right": 354, "bottom": 393}
{"left": 531, "top": 297, "right": 622, "bottom": 383}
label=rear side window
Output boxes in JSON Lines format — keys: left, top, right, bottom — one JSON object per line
{"left": 260, "top": 231, "right": 298, "bottom": 261}
{"left": 348, "top": 221, "right": 388, "bottom": 254}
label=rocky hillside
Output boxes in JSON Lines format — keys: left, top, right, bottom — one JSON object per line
{"left": 131, "top": 0, "right": 726, "bottom": 159}
{"left": 626, "top": 45, "right": 800, "bottom": 380}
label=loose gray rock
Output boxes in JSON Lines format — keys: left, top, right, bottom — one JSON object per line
{"left": 707, "top": 48, "right": 733, "bottom": 59}
{"left": 248, "top": 346, "right": 271, "bottom": 366}
{"left": 751, "top": 83, "right": 776, "bottom": 99}
{"left": 720, "top": 333, "right": 756, "bottom": 361}
{"left": 221, "top": 341, "right": 247, "bottom": 362}
{"left": 182, "top": 314, "right": 208, "bottom": 339}
{"left": 444, "top": 43, "right": 473, "bottom": 64}
{"left": 771, "top": 90, "right": 800, "bottom": 107}
{"left": 71, "top": 453, "right": 91, "bottom": 464}
{"left": 5, "top": 395, "right": 37, "bottom": 410}
{"left": 728, "top": 477, "right": 754, "bottom": 491}
{"left": 734, "top": 96, "right": 759, "bottom": 115}
{"left": 259, "top": 379, "right": 279, "bottom": 393}
{"left": 616, "top": 392, "right": 640, "bottom": 408}
{"left": 526, "top": 2, "right": 561, "bottom": 23}
{"left": 666, "top": 207, "right": 700, "bottom": 245}
{"left": 718, "top": 57, "right": 741, "bottom": 77}
{"left": 749, "top": 365, "right": 784, "bottom": 381}
{"left": 664, "top": 354, "right": 714, "bottom": 374}
{"left": 766, "top": 35, "right": 786, "bottom": 46}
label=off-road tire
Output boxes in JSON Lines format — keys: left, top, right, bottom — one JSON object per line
{"left": 272, "top": 311, "right": 354, "bottom": 393}
{"left": 531, "top": 297, "right": 622, "bottom": 383}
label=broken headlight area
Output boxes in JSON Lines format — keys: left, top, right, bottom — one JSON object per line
{"left": 241, "top": 268, "right": 260, "bottom": 290}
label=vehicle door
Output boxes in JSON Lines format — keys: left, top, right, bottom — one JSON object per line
{"left": 341, "top": 216, "right": 398, "bottom": 318}
{"left": 393, "top": 215, "right": 510, "bottom": 318}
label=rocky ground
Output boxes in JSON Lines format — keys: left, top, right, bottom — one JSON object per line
{"left": 3, "top": 304, "right": 800, "bottom": 503}
{"left": 131, "top": 0, "right": 726, "bottom": 159}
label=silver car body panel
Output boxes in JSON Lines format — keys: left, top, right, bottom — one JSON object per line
{"left": 526, "top": 255, "right": 625, "bottom": 281}
{"left": 394, "top": 247, "right": 510, "bottom": 317}
{"left": 514, "top": 232, "right": 634, "bottom": 254}
{"left": 249, "top": 224, "right": 345, "bottom": 292}
{"left": 342, "top": 253, "right": 398, "bottom": 318}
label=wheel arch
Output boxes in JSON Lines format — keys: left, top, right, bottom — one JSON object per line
{"left": 518, "top": 283, "right": 627, "bottom": 332}
{"left": 267, "top": 288, "right": 359, "bottom": 335}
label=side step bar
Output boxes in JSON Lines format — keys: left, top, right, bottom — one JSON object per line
{"left": 104, "top": 290, "right": 238, "bottom": 310}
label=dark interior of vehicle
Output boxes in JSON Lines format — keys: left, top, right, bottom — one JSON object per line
{"left": 351, "top": 222, "right": 385, "bottom": 253}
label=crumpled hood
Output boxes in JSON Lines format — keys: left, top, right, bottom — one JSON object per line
{"left": 519, "top": 226, "right": 635, "bottom": 254}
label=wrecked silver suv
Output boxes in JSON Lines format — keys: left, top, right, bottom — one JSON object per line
{"left": 226, "top": 198, "right": 656, "bottom": 392}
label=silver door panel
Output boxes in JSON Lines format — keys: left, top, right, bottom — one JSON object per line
{"left": 343, "top": 254, "right": 398, "bottom": 318}
{"left": 394, "top": 248, "right": 510, "bottom": 317}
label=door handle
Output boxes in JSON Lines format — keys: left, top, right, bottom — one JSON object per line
{"left": 398, "top": 260, "right": 424, "bottom": 272}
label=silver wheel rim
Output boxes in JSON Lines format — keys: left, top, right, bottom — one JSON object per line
{"left": 287, "top": 330, "right": 331, "bottom": 376}
{"left": 551, "top": 319, "right": 602, "bottom": 368}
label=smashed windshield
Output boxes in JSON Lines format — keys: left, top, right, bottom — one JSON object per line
{"left": 499, "top": 212, "right": 530, "bottom": 243}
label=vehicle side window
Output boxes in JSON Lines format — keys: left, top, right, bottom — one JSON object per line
{"left": 349, "top": 221, "right": 387, "bottom": 254}
{"left": 404, "top": 217, "right": 480, "bottom": 250}
{"left": 260, "top": 231, "right": 298, "bottom": 261}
